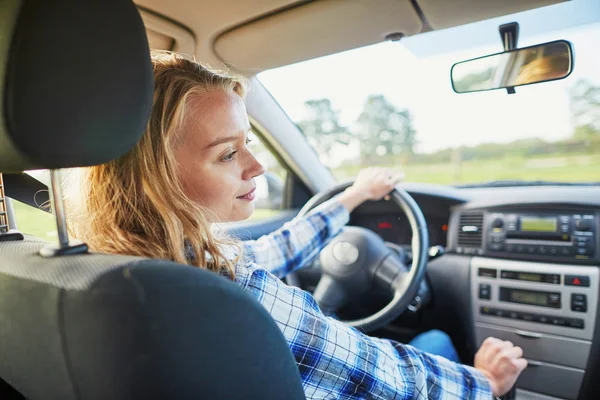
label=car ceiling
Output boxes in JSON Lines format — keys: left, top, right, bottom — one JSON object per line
{"left": 135, "top": 0, "right": 566, "bottom": 75}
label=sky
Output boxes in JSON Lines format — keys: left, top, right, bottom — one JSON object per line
{"left": 258, "top": 0, "right": 600, "bottom": 154}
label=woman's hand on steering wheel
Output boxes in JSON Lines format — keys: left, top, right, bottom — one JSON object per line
{"left": 339, "top": 167, "right": 405, "bottom": 213}
{"left": 288, "top": 178, "right": 429, "bottom": 333}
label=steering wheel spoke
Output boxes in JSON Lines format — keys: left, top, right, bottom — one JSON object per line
{"left": 313, "top": 274, "right": 348, "bottom": 315}
{"left": 371, "top": 253, "right": 410, "bottom": 293}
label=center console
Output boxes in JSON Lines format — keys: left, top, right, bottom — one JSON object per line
{"left": 471, "top": 258, "right": 598, "bottom": 400}
{"left": 452, "top": 206, "right": 600, "bottom": 400}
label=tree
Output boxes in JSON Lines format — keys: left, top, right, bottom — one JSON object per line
{"left": 296, "top": 99, "right": 350, "bottom": 166}
{"left": 452, "top": 67, "right": 494, "bottom": 93}
{"left": 569, "top": 79, "right": 600, "bottom": 138}
{"left": 356, "top": 95, "right": 417, "bottom": 164}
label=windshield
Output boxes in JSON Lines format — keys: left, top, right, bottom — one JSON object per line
{"left": 258, "top": 0, "right": 600, "bottom": 186}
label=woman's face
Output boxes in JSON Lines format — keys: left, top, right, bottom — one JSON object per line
{"left": 176, "top": 90, "right": 265, "bottom": 222}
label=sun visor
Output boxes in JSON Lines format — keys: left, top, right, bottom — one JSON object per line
{"left": 214, "top": 0, "right": 422, "bottom": 74}
{"left": 417, "top": 0, "right": 567, "bottom": 30}
{"left": 139, "top": 9, "right": 196, "bottom": 56}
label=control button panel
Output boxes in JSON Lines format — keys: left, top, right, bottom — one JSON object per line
{"left": 575, "top": 235, "right": 594, "bottom": 256}
{"left": 571, "top": 294, "right": 587, "bottom": 313}
{"left": 480, "top": 306, "right": 584, "bottom": 329}
{"left": 471, "top": 258, "right": 598, "bottom": 341}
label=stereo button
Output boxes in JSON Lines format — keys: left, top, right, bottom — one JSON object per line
{"left": 575, "top": 236, "right": 591, "bottom": 244}
{"left": 479, "top": 284, "right": 491, "bottom": 300}
{"left": 576, "top": 247, "right": 593, "bottom": 256}
{"left": 521, "top": 313, "right": 534, "bottom": 322}
{"left": 571, "top": 293, "right": 587, "bottom": 312}
{"left": 575, "top": 219, "right": 592, "bottom": 231}
{"left": 568, "top": 319, "right": 585, "bottom": 329}
{"left": 559, "top": 247, "right": 572, "bottom": 256}
{"left": 565, "top": 275, "right": 590, "bottom": 287}
{"left": 493, "top": 309, "right": 505, "bottom": 318}
{"left": 548, "top": 293, "right": 561, "bottom": 307}
{"left": 507, "top": 311, "right": 519, "bottom": 319}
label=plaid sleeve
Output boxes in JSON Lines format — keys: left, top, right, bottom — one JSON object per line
{"left": 243, "top": 197, "right": 349, "bottom": 278}
{"left": 235, "top": 263, "right": 493, "bottom": 400}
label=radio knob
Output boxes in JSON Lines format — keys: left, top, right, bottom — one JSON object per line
{"left": 575, "top": 219, "right": 592, "bottom": 231}
{"left": 492, "top": 218, "right": 504, "bottom": 229}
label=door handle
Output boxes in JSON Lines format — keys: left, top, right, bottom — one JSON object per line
{"left": 514, "top": 330, "right": 542, "bottom": 339}
{"left": 526, "top": 360, "right": 543, "bottom": 367}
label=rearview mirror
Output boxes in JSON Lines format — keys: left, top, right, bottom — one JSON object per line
{"left": 451, "top": 40, "right": 573, "bottom": 93}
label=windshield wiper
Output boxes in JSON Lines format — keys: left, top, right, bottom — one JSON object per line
{"left": 455, "top": 180, "right": 600, "bottom": 188}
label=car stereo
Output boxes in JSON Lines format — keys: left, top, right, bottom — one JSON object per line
{"left": 486, "top": 212, "right": 597, "bottom": 259}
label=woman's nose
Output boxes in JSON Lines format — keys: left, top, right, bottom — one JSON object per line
{"left": 243, "top": 153, "right": 266, "bottom": 180}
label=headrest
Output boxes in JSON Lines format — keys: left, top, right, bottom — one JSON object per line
{"left": 0, "top": 0, "right": 153, "bottom": 172}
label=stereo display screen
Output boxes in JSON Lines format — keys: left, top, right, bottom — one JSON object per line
{"left": 499, "top": 287, "right": 561, "bottom": 308}
{"left": 520, "top": 216, "right": 558, "bottom": 233}
{"left": 509, "top": 289, "right": 548, "bottom": 306}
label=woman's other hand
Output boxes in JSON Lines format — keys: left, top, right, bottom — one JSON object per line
{"left": 339, "top": 167, "right": 404, "bottom": 213}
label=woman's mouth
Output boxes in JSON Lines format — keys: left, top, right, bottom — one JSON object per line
{"left": 237, "top": 187, "right": 256, "bottom": 201}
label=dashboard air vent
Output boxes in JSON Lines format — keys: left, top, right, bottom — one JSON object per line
{"left": 457, "top": 212, "right": 484, "bottom": 250}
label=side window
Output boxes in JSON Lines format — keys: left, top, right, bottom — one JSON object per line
{"left": 8, "top": 170, "right": 56, "bottom": 242}
{"left": 11, "top": 199, "right": 56, "bottom": 242}
{"left": 247, "top": 131, "right": 291, "bottom": 221}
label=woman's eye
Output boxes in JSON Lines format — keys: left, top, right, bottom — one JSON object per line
{"left": 222, "top": 151, "right": 238, "bottom": 162}
{"left": 245, "top": 137, "right": 253, "bottom": 145}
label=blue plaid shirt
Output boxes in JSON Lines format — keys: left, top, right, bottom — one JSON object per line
{"left": 232, "top": 198, "right": 493, "bottom": 399}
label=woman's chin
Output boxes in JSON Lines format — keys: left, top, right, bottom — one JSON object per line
{"left": 230, "top": 203, "right": 255, "bottom": 222}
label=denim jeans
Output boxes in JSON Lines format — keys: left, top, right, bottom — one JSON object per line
{"left": 408, "top": 329, "right": 461, "bottom": 363}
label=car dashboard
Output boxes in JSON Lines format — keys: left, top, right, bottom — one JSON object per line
{"left": 344, "top": 183, "right": 600, "bottom": 400}
{"left": 348, "top": 189, "right": 459, "bottom": 248}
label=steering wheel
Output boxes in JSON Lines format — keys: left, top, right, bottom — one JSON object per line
{"left": 286, "top": 182, "right": 429, "bottom": 333}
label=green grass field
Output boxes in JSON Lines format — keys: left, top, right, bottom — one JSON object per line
{"left": 11, "top": 199, "right": 57, "bottom": 242}
{"left": 11, "top": 153, "right": 600, "bottom": 240}
{"left": 331, "top": 153, "right": 600, "bottom": 184}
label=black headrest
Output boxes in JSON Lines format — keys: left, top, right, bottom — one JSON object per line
{"left": 0, "top": 0, "right": 153, "bottom": 172}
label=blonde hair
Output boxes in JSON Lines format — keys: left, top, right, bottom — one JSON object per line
{"left": 65, "top": 52, "right": 249, "bottom": 277}
{"left": 514, "top": 55, "right": 569, "bottom": 86}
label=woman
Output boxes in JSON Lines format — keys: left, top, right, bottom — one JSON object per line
{"left": 65, "top": 52, "right": 525, "bottom": 399}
